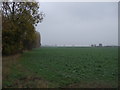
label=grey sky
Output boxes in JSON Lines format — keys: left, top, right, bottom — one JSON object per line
{"left": 36, "top": 2, "right": 118, "bottom": 46}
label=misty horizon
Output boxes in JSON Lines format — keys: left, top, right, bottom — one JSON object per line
{"left": 36, "top": 2, "right": 118, "bottom": 46}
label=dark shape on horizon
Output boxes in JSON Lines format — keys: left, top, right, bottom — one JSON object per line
{"left": 91, "top": 44, "right": 96, "bottom": 47}
{"left": 99, "top": 43, "right": 102, "bottom": 47}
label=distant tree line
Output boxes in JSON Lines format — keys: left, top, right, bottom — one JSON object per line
{"left": 2, "top": 1, "right": 44, "bottom": 55}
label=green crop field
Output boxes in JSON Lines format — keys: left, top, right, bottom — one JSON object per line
{"left": 3, "top": 47, "right": 118, "bottom": 88}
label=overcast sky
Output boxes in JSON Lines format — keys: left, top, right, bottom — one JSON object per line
{"left": 36, "top": 2, "right": 118, "bottom": 46}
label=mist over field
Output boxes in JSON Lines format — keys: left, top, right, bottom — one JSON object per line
{"left": 37, "top": 2, "right": 118, "bottom": 46}
{"left": 2, "top": 2, "right": 119, "bottom": 88}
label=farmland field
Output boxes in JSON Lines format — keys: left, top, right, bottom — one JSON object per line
{"left": 3, "top": 47, "right": 118, "bottom": 88}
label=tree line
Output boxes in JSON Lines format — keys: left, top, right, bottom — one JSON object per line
{"left": 2, "top": 1, "right": 44, "bottom": 55}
